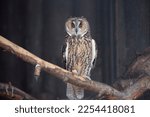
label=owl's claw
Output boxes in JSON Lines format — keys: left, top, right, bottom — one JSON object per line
{"left": 78, "top": 77, "right": 86, "bottom": 81}
{"left": 79, "top": 76, "right": 91, "bottom": 81}
{"left": 85, "top": 76, "right": 91, "bottom": 80}
{"left": 71, "top": 70, "right": 86, "bottom": 81}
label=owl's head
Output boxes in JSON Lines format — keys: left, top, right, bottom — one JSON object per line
{"left": 65, "top": 17, "right": 90, "bottom": 38}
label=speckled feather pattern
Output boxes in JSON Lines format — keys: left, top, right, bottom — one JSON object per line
{"left": 64, "top": 17, "right": 97, "bottom": 99}
{"left": 65, "top": 36, "right": 93, "bottom": 78}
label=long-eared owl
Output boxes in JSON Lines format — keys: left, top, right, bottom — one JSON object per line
{"left": 62, "top": 17, "right": 97, "bottom": 99}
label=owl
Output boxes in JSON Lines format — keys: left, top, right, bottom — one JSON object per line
{"left": 62, "top": 17, "right": 97, "bottom": 100}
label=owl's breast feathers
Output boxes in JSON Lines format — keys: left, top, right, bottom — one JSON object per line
{"left": 63, "top": 37, "right": 97, "bottom": 77}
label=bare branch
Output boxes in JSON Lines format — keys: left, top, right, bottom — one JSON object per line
{"left": 0, "top": 35, "right": 122, "bottom": 98}
{"left": 0, "top": 82, "right": 36, "bottom": 99}
{"left": 0, "top": 35, "right": 150, "bottom": 99}
{"left": 123, "top": 75, "right": 150, "bottom": 99}
{"left": 112, "top": 75, "right": 150, "bottom": 99}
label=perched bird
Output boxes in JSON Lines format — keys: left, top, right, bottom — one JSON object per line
{"left": 62, "top": 17, "right": 97, "bottom": 99}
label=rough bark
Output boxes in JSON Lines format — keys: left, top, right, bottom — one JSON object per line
{"left": 0, "top": 35, "right": 150, "bottom": 99}
{"left": 0, "top": 82, "right": 35, "bottom": 99}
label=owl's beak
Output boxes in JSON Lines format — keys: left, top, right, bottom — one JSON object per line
{"left": 74, "top": 18, "right": 79, "bottom": 35}
{"left": 75, "top": 28, "right": 78, "bottom": 34}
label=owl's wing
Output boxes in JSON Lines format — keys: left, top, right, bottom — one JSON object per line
{"left": 91, "top": 39, "right": 98, "bottom": 68}
{"left": 62, "top": 41, "right": 68, "bottom": 69}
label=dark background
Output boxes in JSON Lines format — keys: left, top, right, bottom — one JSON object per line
{"left": 0, "top": 0, "right": 150, "bottom": 99}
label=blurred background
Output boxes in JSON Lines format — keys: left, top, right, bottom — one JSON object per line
{"left": 0, "top": 0, "right": 150, "bottom": 99}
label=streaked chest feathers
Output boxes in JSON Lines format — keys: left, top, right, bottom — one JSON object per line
{"left": 66, "top": 38, "right": 92, "bottom": 76}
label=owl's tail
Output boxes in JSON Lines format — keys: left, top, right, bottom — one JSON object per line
{"left": 66, "top": 83, "right": 84, "bottom": 100}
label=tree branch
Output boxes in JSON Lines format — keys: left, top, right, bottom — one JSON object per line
{"left": 0, "top": 82, "right": 36, "bottom": 99}
{"left": 0, "top": 35, "right": 150, "bottom": 99}
{"left": 112, "top": 75, "right": 150, "bottom": 99}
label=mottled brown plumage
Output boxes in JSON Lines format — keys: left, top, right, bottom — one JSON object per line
{"left": 63, "top": 17, "right": 97, "bottom": 99}
{"left": 66, "top": 36, "right": 93, "bottom": 77}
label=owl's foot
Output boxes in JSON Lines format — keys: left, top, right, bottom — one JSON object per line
{"left": 72, "top": 70, "right": 86, "bottom": 81}
{"left": 78, "top": 76, "right": 86, "bottom": 81}
{"left": 85, "top": 76, "right": 91, "bottom": 80}
{"left": 77, "top": 75, "right": 90, "bottom": 81}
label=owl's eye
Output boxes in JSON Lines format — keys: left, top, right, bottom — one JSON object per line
{"left": 71, "top": 22, "right": 75, "bottom": 28}
{"left": 79, "top": 21, "right": 82, "bottom": 28}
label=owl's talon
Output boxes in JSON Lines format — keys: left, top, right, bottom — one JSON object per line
{"left": 74, "top": 75, "right": 86, "bottom": 81}
{"left": 78, "top": 76, "right": 86, "bottom": 81}
{"left": 71, "top": 71, "right": 85, "bottom": 81}
{"left": 85, "top": 76, "right": 91, "bottom": 80}
{"left": 78, "top": 76, "right": 90, "bottom": 81}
